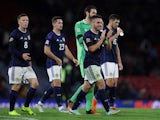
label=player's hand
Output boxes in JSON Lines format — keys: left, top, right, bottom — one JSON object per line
{"left": 118, "top": 62, "right": 123, "bottom": 71}
{"left": 73, "top": 58, "right": 79, "bottom": 67}
{"left": 56, "top": 58, "right": 62, "bottom": 66}
{"left": 22, "top": 53, "right": 31, "bottom": 61}
{"left": 100, "top": 30, "right": 106, "bottom": 41}
{"left": 106, "top": 30, "right": 113, "bottom": 38}
{"left": 117, "top": 27, "right": 124, "bottom": 36}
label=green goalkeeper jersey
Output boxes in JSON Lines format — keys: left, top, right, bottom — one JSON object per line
{"left": 74, "top": 19, "right": 91, "bottom": 78}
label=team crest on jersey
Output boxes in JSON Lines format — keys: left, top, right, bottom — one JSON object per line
{"left": 27, "top": 35, "right": 31, "bottom": 40}
{"left": 9, "top": 37, "right": 14, "bottom": 42}
{"left": 62, "top": 37, "right": 65, "bottom": 42}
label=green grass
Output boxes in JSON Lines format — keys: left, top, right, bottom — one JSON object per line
{"left": 0, "top": 108, "right": 159, "bottom": 120}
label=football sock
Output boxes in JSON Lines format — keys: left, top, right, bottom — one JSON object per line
{"left": 40, "top": 87, "right": 54, "bottom": 103}
{"left": 109, "top": 87, "right": 116, "bottom": 107}
{"left": 85, "top": 86, "right": 94, "bottom": 111}
{"left": 72, "top": 90, "right": 86, "bottom": 110}
{"left": 24, "top": 87, "right": 36, "bottom": 107}
{"left": 97, "top": 89, "right": 109, "bottom": 112}
{"left": 70, "top": 85, "right": 82, "bottom": 102}
{"left": 10, "top": 90, "right": 18, "bottom": 111}
{"left": 54, "top": 87, "right": 62, "bottom": 107}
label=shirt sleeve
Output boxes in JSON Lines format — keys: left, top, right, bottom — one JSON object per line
{"left": 44, "top": 35, "right": 51, "bottom": 47}
{"left": 74, "top": 22, "right": 84, "bottom": 45}
{"left": 8, "top": 33, "right": 23, "bottom": 59}
{"left": 83, "top": 33, "right": 93, "bottom": 47}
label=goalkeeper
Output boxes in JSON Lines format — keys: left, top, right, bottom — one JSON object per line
{"left": 68, "top": 5, "right": 97, "bottom": 114}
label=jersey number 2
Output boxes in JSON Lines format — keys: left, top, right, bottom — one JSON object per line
{"left": 59, "top": 44, "right": 64, "bottom": 50}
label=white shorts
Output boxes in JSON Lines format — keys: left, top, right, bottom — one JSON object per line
{"left": 47, "top": 65, "right": 62, "bottom": 82}
{"left": 84, "top": 65, "right": 103, "bottom": 84}
{"left": 8, "top": 66, "right": 37, "bottom": 84}
{"left": 101, "top": 62, "right": 119, "bottom": 79}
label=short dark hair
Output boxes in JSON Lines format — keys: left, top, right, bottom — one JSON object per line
{"left": 84, "top": 5, "right": 97, "bottom": 14}
{"left": 90, "top": 14, "right": 102, "bottom": 21}
{"left": 51, "top": 16, "right": 62, "bottom": 23}
{"left": 109, "top": 14, "right": 120, "bottom": 21}
{"left": 17, "top": 13, "right": 28, "bottom": 21}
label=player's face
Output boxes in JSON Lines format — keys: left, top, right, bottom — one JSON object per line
{"left": 111, "top": 19, "right": 120, "bottom": 29}
{"left": 18, "top": 16, "right": 29, "bottom": 29}
{"left": 88, "top": 9, "right": 97, "bottom": 18}
{"left": 53, "top": 19, "right": 63, "bottom": 30}
{"left": 92, "top": 18, "right": 103, "bottom": 31}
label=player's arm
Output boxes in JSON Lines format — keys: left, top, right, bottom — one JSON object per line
{"left": 9, "top": 37, "right": 23, "bottom": 59}
{"left": 44, "top": 40, "right": 62, "bottom": 66}
{"left": 87, "top": 30, "right": 106, "bottom": 52}
{"left": 74, "top": 22, "right": 84, "bottom": 45}
{"left": 116, "top": 45, "right": 123, "bottom": 71}
{"left": 64, "top": 45, "right": 78, "bottom": 66}
{"left": 107, "top": 28, "right": 123, "bottom": 48}
{"left": 105, "top": 30, "right": 113, "bottom": 50}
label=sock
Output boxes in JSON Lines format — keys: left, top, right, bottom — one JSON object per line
{"left": 24, "top": 87, "right": 36, "bottom": 107}
{"left": 72, "top": 90, "right": 86, "bottom": 110}
{"left": 54, "top": 87, "right": 62, "bottom": 107}
{"left": 70, "top": 85, "right": 82, "bottom": 102}
{"left": 40, "top": 87, "right": 54, "bottom": 103}
{"left": 97, "top": 89, "right": 110, "bottom": 112}
{"left": 109, "top": 87, "right": 116, "bottom": 107}
{"left": 85, "top": 86, "right": 94, "bottom": 111}
{"left": 10, "top": 90, "right": 18, "bottom": 111}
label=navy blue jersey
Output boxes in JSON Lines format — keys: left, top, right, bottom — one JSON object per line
{"left": 9, "top": 28, "right": 31, "bottom": 67}
{"left": 101, "top": 26, "right": 118, "bottom": 64}
{"left": 45, "top": 31, "right": 66, "bottom": 68}
{"left": 83, "top": 30, "right": 102, "bottom": 68}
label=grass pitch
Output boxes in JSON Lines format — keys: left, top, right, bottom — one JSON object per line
{"left": 0, "top": 108, "right": 159, "bottom": 120}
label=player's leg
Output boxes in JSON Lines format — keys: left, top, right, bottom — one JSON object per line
{"left": 68, "top": 61, "right": 84, "bottom": 109}
{"left": 51, "top": 66, "right": 68, "bottom": 112}
{"left": 22, "top": 66, "right": 39, "bottom": 115}
{"left": 105, "top": 63, "right": 119, "bottom": 110}
{"left": 109, "top": 63, "right": 119, "bottom": 109}
{"left": 37, "top": 67, "right": 55, "bottom": 112}
{"left": 8, "top": 67, "right": 22, "bottom": 116}
{"left": 95, "top": 65, "right": 120, "bottom": 115}
{"left": 85, "top": 86, "right": 95, "bottom": 114}
{"left": 69, "top": 62, "right": 85, "bottom": 103}
{"left": 70, "top": 81, "right": 90, "bottom": 115}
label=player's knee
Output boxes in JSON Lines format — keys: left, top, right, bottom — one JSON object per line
{"left": 30, "top": 79, "right": 39, "bottom": 88}
{"left": 82, "top": 82, "right": 91, "bottom": 92}
{"left": 11, "top": 84, "right": 21, "bottom": 91}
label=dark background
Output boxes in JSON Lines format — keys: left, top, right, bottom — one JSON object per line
{"left": 0, "top": 0, "right": 160, "bottom": 100}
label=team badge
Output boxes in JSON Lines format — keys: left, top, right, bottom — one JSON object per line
{"left": 55, "top": 73, "right": 59, "bottom": 77}
{"left": 109, "top": 72, "right": 113, "bottom": 76}
{"left": 77, "top": 28, "right": 80, "bottom": 32}
{"left": 27, "top": 35, "right": 31, "bottom": 40}
{"left": 16, "top": 77, "right": 19, "bottom": 81}
{"left": 62, "top": 37, "right": 65, "bottom": 42}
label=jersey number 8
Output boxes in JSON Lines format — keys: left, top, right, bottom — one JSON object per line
{"left": 24, "top": 41, "right": 28, "bottom": 49}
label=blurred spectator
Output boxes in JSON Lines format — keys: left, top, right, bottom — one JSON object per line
{"left": 0, "top": 72, "right": 9, "bottom": 98}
